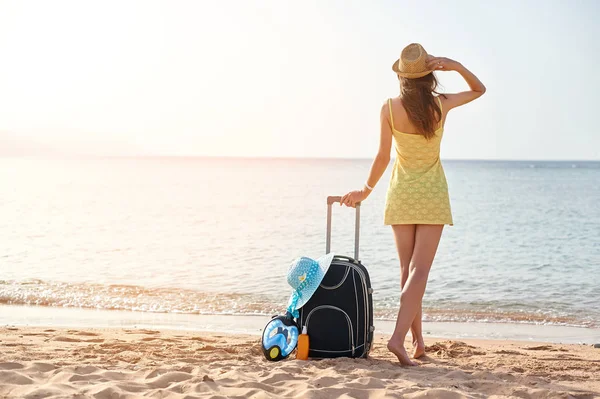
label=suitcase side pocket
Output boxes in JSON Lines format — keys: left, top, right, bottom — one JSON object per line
{"left": 305, "top": 305, "right": 355, "bottom": 357}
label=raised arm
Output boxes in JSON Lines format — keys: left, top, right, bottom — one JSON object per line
{"left": 427, "top": 56, "right": 486, "bottom": 110}
{"left": 340, "top": 102, "right": 393, "bottom": 208}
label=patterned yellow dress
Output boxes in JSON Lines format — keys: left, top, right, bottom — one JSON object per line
{"left": 384, "top": 97, "right": 453, "bottom": 226}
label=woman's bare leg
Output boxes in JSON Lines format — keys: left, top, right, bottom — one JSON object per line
{"left": 391, "top": 225, "right": 425, "bottom": 358}
{"left": 411, "top": 305, "right": 425, "bottom": 358}
{"left": 388, "top": 224, "right": 443, "bottom": 366}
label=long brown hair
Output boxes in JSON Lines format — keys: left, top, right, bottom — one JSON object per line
{"left": 399, "top": 73, "right": 445, "bottom": 140}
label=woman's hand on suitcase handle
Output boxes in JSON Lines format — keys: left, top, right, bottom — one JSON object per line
{"left": 341, "top": 189, "right": 369, "bottom": 208}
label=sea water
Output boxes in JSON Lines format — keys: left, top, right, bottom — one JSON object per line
{"left": 1, "top": 157, "right": 599, "bottom": 330}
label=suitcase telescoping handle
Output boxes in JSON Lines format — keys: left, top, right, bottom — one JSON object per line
{"left": 326, "top": 196, "right": 360, "bottom": 260}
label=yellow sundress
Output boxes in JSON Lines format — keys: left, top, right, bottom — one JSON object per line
{"left": 384, "top": 97, "right": 453, "bottom": 226}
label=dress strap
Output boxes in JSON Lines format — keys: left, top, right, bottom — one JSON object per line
{"left": 437, "top": 96, "right": 443, "bottom": 129}
{"left": 388, "top": 98, "right": 395, "bottom": 130}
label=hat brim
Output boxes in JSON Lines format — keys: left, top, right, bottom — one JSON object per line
{"left": 392, "top": 59, "right": 433, "bottom": 79}
{"left": 293, "top": 252, "right": 335, "bottom": 310}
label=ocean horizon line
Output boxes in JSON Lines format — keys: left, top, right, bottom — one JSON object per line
{"left": 2, "top": 154, "right": 599, "bottom": 163}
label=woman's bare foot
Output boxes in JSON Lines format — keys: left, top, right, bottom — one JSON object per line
{"left": 412, "top": 339, "right": 426, "bottom": 359}
{"left": 387, "top": 340, "right": 417, "bottom": 366}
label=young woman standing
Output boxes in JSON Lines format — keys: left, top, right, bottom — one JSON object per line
{"left": 341, "top": 43, "right": 486, "bottom": 366}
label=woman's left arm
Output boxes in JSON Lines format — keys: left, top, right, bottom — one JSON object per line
{"left": 340, "top": 102, "right": 393, "bottom": 208}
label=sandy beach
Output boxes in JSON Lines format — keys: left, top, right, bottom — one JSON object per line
{"left": 1, "top": 326, "right": 598, "bottom": 399}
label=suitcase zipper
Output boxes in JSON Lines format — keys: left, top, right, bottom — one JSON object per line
{"left": 339, "top": 260, "right": 370, "bottom": 354}
{"left": 319, "top": 267, "right": 350, "bottom": 290}
{"left": 305, "top": 305, "right": 355, "bottom": 356}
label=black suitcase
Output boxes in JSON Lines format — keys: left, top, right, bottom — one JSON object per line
{"left": 297, "top": 196, "right": 374, "bottom": 358}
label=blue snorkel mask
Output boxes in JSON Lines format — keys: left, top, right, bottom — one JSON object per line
{"left": 261, "top": 312, "right": 299, "bottom": 361}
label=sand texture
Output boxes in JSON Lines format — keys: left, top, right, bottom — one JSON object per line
{"left": 0, "top": 326, "right": 599, "bottom": 398}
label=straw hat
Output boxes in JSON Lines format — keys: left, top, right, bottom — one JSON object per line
{"left": 392, "top": 43, "right": 433, "bottom": 79}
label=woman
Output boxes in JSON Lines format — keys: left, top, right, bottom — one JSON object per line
{"left": 341, "top": 43, "right": 485, "bottom": 366}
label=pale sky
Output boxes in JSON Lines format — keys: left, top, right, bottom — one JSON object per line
{"left": 0, "top": 0, "right": 598, "bottom": 160}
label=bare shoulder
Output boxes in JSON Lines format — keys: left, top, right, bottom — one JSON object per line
{"left": 382, "top": 97, "right": 394, "bottom": 110}
{"left": 380, "top": 99, "right": 391, "bottom": 121}
{"left": 435, "top": 94, "right": 449, "bottom": 113}
{"left": 382, "top": 96, "right": 402, "bottom": 115}
{"left": 436, "top": 94, "right": 450, "bottom": 105}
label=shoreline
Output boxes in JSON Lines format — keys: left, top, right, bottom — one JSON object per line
{"left": 2, "top": 304, "right": 599, "bottom": 345}
{"left": 1, "top": 326, "right": 599, "bottom": 398}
